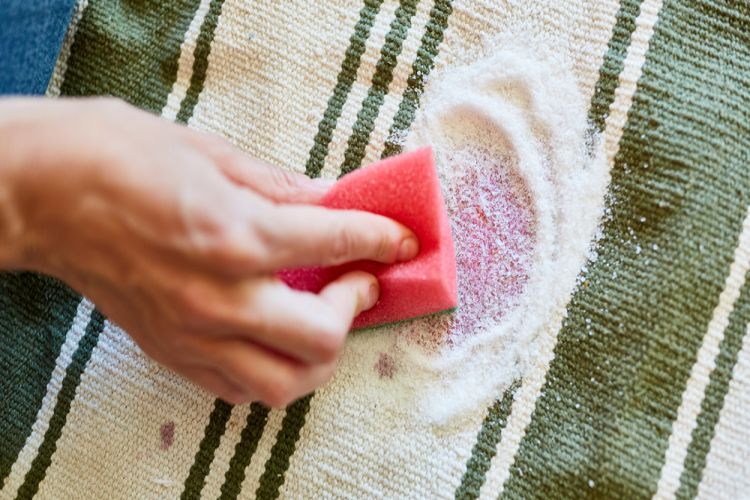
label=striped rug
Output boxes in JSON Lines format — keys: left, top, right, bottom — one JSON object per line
{"left": 2, "top": 0, "right": 750, "bottom": 498}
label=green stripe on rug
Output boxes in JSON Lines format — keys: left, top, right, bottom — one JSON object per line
{"left": 0, "top": 275, "right": 81, "bottom": 486}
{"left": 15, "top": 309, "right": 105, "bottom": 500}
{"left": 587, "top": 0, "right": 643, "bottom": 134}
{"left": 501, "top": 0, "right": 750, "bottom": 497}
{"left": 338, "top": 0, "right": 419, "bottom": 176}
{"left": 60, "top": 0, "right": 203, "bottom": 113}
{"left": 380, "top": 0, "right": 452, "bottom": 158}
{"left": 175, "top": 0, "right": 225, "bottom": 124}
{"left": 677, "top": 272, "right": 750, "bottom": 498}
{"left": 181, "top": 400, "right": 233, "bottom": 500}
{"left": 304, "top": 0, "right": 385, "bottom": 178}
{"left": 454, "top": 0, "right": 645, "bottom": 493}
{"left": 218, "top": 403, "right": 270, "bottom": 500}
{"left": 455, "top": 380, "right": 521, "bottom": 500}
{"left": 254, "top": 395, "right": 312, "bottom": 500}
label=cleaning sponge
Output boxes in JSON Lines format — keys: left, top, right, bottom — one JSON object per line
{"left": 278, "top": 147, "right": 458, "bottom": 329}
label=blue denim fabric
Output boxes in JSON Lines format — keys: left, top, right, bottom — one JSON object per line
{"left": 0, "top": 0, "right": 77, "bottom": 95}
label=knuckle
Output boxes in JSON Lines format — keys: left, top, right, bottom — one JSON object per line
{"left": 375, "top": 230, "right": 396, "bottom": 261}
{"left": 260, "top": 370, "right": 298, "bottom": 408}
{"left": 330, "top": 224, "right": 356, "bottom": 265}
{"left": 311, "top": 318, "right": 347, "bottom": 362}
{"left": 198, "top": 217, "right": 267, "bottom": 269}
{"left": 178, "top": 281, "right": 215, "bottom": 324}
{"left": 269, "top": 166, "right": 302, "bottom": 196}
{"left": 221, "top": 387, "right": 250, "bottom": 405}
{"left": 319, "top": 364, "right": 337, "bottom": 386}
{"left": 202, "top": 131, "right": 233, "bottom": 153}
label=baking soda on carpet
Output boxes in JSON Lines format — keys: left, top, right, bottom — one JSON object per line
{"left": 331, "top": 43, "right": 611, "bottom": 424}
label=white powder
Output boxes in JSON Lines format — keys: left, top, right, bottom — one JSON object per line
{"left": 333, "top": 42, "right": 610, "bottom": 425}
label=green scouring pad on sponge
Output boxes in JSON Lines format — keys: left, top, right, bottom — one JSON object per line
{"left": 278, "top": 147, "right": 458, "bottom": 329}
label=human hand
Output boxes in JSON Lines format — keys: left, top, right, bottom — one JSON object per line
{"left": 0, "top": 97, "right": 418, "bottom": 407}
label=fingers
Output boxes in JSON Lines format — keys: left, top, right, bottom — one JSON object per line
{"left": 179, "top": 334, "right": 337, "bottom": 408}
{"left": 178, "top": 130, "right": 420, "bottom": 274}
{"left": 182, "top": 272, "right": 379, "bottom": 365}
{"left": 188, "top": 129, "right": 333, "bottom": 203}
{"left": 179, "top": 363, "right": 253, "bottom": 405}
{"left": 216, "top": 341, "right": 334, "bottom": 408}
{"left": 173, "top": 272, "right": 379, "bottom": 406}
{"left": 245, "top": 271, "right": 378, "bottom": 363}
{"left": 318, "top": 271, "right": 380, "bottom": 322}
{"left": 254, "top": 204, "right": 419, "bottom": 270}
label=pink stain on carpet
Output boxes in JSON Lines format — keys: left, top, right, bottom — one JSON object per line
{"left": 160, "top": 421, "right": 175, "bottom": 450}
{"left": 374, "top": 352, "right": 397, "bottom": 378}
{"left": 403, "top": 146, "right": 535, "bottom": 348}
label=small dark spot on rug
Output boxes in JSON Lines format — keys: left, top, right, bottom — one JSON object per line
{"left": 375, "top": 352, "right": 396, "bottom": 379}
{"left": 160, "top": 420, "right": 175, "bottom": 450}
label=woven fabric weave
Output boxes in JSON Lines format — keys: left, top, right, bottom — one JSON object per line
{"left": 2, "top": 0, "right": 750, "bottom": 499}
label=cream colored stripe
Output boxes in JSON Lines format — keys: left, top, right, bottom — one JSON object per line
{"left": 198, "top": 405, "right": 252, "bottom": 499}
{"left": 479, "top": 0, "right": 663, "bottom": 497}
{"left": 655, "top": 206, "right": 750, "bottom": 499}
{"left": 45, "top": 0, "right": 89, "bottom": 97}
{"left": 161, "top": 0, "right": 213, "bottom": 121}
{"left": 319, "top": 0, "right": 400, "bottom": 179}
{"left": 233, "top": 409, "right": 286, "bottom": 496}
{"left": 188, "top": 0, "right": 365, "bottom": 175}
{"left": 363, "top": 0, "right": 433, "bottom": 165}
{"left": 696, "top": 323, "right": 750, "bottom": 500}
{"left": 3, "top": 299, "right": 93, "bottom": 496}
{"left": 34, "top": 323, "right": 218, "bottom": 498}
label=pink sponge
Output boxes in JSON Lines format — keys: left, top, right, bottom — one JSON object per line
{"left": 278, "top": 147, "right": 458, "bottom": 329}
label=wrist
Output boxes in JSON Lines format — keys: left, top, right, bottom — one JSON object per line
{"left": 0, "top": 98, "right": 72, "bottom": 272}
{"left": 0, "top": 99, "right": 35, "bottom": 270}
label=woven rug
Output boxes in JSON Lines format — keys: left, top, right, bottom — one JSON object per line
{"left": 2, "top": 0, "right": 750, "bottom": 498}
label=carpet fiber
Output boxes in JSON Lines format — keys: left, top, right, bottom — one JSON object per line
{"left": 2, "top": 0, "right": 750, "bottom": 498}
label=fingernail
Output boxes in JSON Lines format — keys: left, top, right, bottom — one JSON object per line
{"left": 396, "top": 236, "right": 419, "bottom": 261}
{"left": 365, "top": 281, "right": 380, "bottom": 310}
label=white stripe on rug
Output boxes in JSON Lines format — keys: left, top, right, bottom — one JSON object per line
{"left": 654, "top": 205, "right": 750, "bottom": 499}
{"left": 160, "top": 0, "right": 213, "bottom": 121}
{"left": 695, "top": 322, "right": 750, "bottom": 500}
{"left": 197, "top": 404, "right": 252, "bottom": 499}
{"left": 479, "top": 0, "right": 664, "bottom": 496}
{"left": 46, "top": 0, "right": 89, "bottom": 98}
{"left": 3, "top": 299, "right": 93, "bottom": 497}
{"left": 234, "top": 408, "right": 286, "bottom": 496}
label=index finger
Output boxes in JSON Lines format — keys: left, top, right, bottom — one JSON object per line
{"left": 254, "top": 203, "right": 419, "bottom": 270}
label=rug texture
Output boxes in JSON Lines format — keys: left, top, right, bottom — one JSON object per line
{"left": 2, "top": 0, "right": 750, "bottom": 499}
